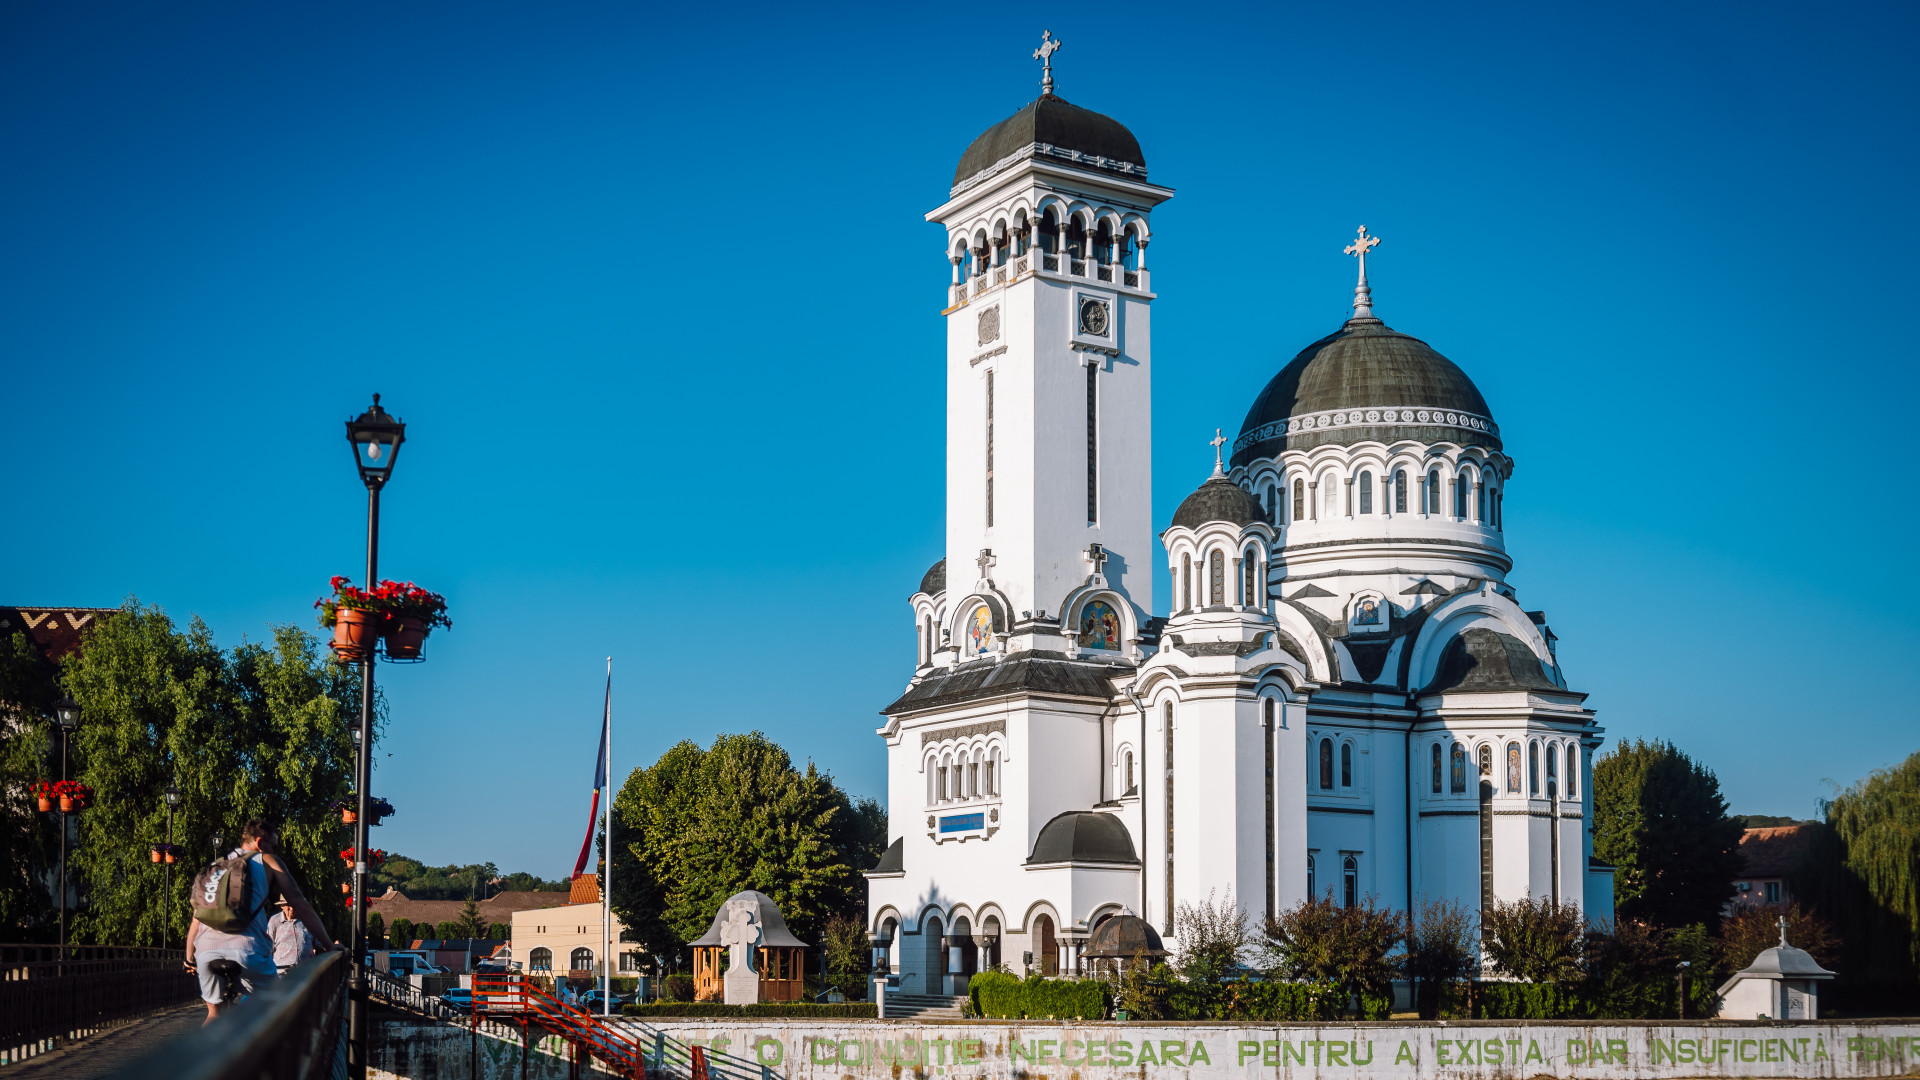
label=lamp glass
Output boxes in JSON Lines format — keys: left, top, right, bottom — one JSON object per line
{"left": 164, "top": 783, "right": 182, "bottom": 808}
{"left": 53, "top": 696, "right": 79, "bottom": 730}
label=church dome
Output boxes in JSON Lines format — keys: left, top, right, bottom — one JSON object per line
{"left": 1025, "top": 811, "right": 1139, "bottom": 866}
{"left": 919, "top": 557, "right": 946, "bottom": 597}
{"left": 1230, "top": 320, "right": 1500, "bottom": 465}
{"left": 1171, "top": 475, "right": 1268, "bottom": 530}
{"left": 953, "top": 94, "right": 1146, "bottom": 189}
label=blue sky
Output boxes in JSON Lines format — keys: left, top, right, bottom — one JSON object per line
{"left": 5, "top": 1, "right": 1915, "bottom": 878}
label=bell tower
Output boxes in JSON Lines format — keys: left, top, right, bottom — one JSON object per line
{"left": 927, "top": 36, "right": 1173, "bottom": 660}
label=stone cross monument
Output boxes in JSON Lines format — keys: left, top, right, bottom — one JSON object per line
{"left": 718, "top": 897, "right": 761, "bottom": 1005}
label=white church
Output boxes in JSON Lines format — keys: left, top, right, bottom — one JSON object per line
{"left": 865, "top": 41, "right": 1610, "bottom": 998}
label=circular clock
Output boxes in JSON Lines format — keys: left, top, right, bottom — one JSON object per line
{"left": 1079, "top": 298, "right": 1109, "bottom": 336}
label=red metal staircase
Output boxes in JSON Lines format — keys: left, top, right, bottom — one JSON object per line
{"left": 474, "top": 973, "right": 648, "bottom": 1079}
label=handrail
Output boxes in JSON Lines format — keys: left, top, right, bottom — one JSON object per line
{"left": 475, "top": 972, "right": 646, "bottom": 1078}
{"left": 103, "top": 950, "right": 347, "bottom": 1080}
{"left": 1, "top": 944, "right": 196, "bottom": 1064}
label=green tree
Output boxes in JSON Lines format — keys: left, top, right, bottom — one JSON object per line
{"left": 1479, "top": 895, "right": 1585, "bottom": 983}
{"left": 610, "top": 732, "right": 884, "bottom": 961}
{"left": 387, "top": 917, "right": 415, "bottom": 947}
{"left": 436, "top": 921, "right": 464, "bottom": 940}
{"left": 455, "top": 897, "right": 486, "bottom": 939}
{"left": 53, "top": 603, "right": 365, "bottom": 948}
{"left": 1403, "top": 896, "right": 1477, "bottom": 1018}
{"left": 1593, "top": 739, "right": 1744, "bottom": 928}
{"left": 486, "top": 921, "right": 511, "bottom": 941}
{"left": 1797, "top": 751, "right": 1920, "bottom": 986}
{"left": 0, "top": 631, "right": 63, "bottom": 936}
{"left": 1262, "top": 892, "right": 1402, "bottom": 1006}
{"left": 1174, "top": 887, "right": 1252, "bottom": 985}
{"left": 367, "top": 911, "right": 386, "bottom": 949}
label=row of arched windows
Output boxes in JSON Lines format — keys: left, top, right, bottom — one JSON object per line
{"left": 927, "top": 745, "right": 1003, "bottom": 805}
{"left": 1177, "top": 545, "right": 1265, "bottom": 612}
{"left": 1305, "top": 854, "right": 1361, "bottom": 908}
{"left": 1429, "top": 738, "right": 1581, "bottom": 797}
{"left": 526, "top": 947, "right": 594, "bottom": 973}
{"left": 1259, "top": 465, "right": 1502, "bottom": 528}
{"left": 952, "top": 207, "right": 1148, "bottom": 286}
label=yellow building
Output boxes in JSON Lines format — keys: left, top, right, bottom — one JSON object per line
{"left": 508, "top": 876, "right": 643, "bottom": 981}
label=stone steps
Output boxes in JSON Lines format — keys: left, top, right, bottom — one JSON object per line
{"left": 884, "top": 993, "right": 969, "bottom": 1020}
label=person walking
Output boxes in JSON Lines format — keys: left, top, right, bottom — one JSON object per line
{"left": 267, "top": 898, "right": 315, "bottom": 975}
{"left": 184, "top": 818, "right": 336, "bottom": 1024}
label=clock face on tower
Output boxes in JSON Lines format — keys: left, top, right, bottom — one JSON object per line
{"left": 1079, "top": 298, "right": 1109, "bottom": 337}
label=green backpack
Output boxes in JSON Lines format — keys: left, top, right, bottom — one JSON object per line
{"left": 191, "top": 851, "right": 264, "bottom": 933}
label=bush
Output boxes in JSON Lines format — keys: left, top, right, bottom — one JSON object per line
{"left": 1406, "top": 897, "right": 1477, "bottom": 1019}
{"left": 967, "top": 971, "right": 1106, "bottom": 1020}
{"left": 1475, "top": 981, "right": 1586, "bottom": 1020}
{"left": 1262, "top": 893, "right": 1402, "bottom": 1007}
{"left": 1230, "top": 979, "right": 1344, "bottom": 1021}
{"left": 623, "top": 1002, "right": 876, "bottom": 1018}
{"left": 661, "top": 973, "right": 694, "bottom": 1002}
{"left": 1480, "top": 896, "right": 1584, "bottom": 983}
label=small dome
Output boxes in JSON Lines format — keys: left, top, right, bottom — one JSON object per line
{"left": 1026, "top": 811, "right": 1139, "bottom": 866}
{"left": 1232, "top": 320, "right": 1499, "bottom": 465}
{"left": 1422, "top": 629, "right": 1560, "bottom": 694}
{"left": 1084, "top": 913, "right": 1169, "bottom": 960}
{"left": 919, "top": 558, "right": 946, "bottom": 597}
{"left": 1171, "top": 475, "right": 1268, "bottom": 530}
{"left": 953, "top": 94, "right": 1145, "bottom": 188}
{"left": 687, "top": 889, "right": 809, "bottom": 948}
{"left": 869, "top": 837, "right": 903, "bottom": 875}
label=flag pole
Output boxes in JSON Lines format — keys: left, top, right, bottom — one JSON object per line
{"left": 602, "top": 656, "right": 612, "bottom": 1017}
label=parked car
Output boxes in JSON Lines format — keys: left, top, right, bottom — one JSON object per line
{"left": 577, "top": 989, "right": 638, "bottom": 1012}
{"left": 439, "top": 988, "right": 473, "bottom": 1014}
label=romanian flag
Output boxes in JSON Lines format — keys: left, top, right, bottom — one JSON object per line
{"left": 570, "top": 669, "right": 611, "bottom": 879}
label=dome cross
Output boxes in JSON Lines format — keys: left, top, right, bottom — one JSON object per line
{"left": 1210, "top": 428, "right": 1228, "bottom": 475}
{"left": 1033, "top": 31, "right": 1062, "bottom": 96}
{"left": 1344, "top": 225, "right": 1382, "bottom": 320}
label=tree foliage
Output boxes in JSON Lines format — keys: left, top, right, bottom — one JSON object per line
{"left": 1720, "top": 903, "right": 1838, "bottom": 973}
{"left": 1479, "top": 895, "right": 1585, "bottom": 983}
{"left": 1593, "top": 739, "right": 1744, "bottom": 928}
{"left": 0, "top": 631, "right": 62, "bottom": 935}
{"left": 1796, "top": 750, "right": 1920, "bottom": 986}
{"left": 1262, "top": 892, "right": 1403, "bottom": 1004}
{"left": 1404, "top": 896, "right": 1477, "bottom": 1018}
{"left": 1172, "top": 887, "right": 1252, "bottom": 985}
{"left": 5, "top": 603, "right": 367, "bottom": 947}
{"left": 609, "top": 732, "right": 885, "bottom": 962}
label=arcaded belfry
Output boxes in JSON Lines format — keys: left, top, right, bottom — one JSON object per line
{"left": 865, "top": 34, "right": 1605, "bottom": 1004}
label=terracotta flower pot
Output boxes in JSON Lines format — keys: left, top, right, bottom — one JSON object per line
{"left": 163, "top": 850, "right": 176, "bottom": 864}
{"left": 383, "top": 616, "right": 427, "bottom": 661}
{"left": 341, "top": 882, "right": 351, "bottom": 894}
{"left": 59, "top": 795, "right": 74, "bottom": 812}
{"left": 331, "top": 608, "right": 377, "bottom": 664}
{"left": 341, "top": 809, "right": 357, "bottom": 825}
{"left": 151, "top": 847, "right": 163, "bottom": 863}
{"left": 36, "top": 796, "right": 51, "bottom": 812}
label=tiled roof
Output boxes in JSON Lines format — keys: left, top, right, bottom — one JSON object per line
{"left": 0, "top": 606, "right": 119, "bottom": 660}
{"left": 369, "top": 889, "right": 573, "bottom": 928}
{"left": 884, "top": 654, "right": 1122, "bottom": 715}
{"left": 1739, "top": 825, "right": 1815, "bottom": 877}
{"left": 567, "top": 876, "right": 601, "bottom": 905}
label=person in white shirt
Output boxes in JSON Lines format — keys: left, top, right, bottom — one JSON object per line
{"left": 184, "top": 819, "right": 336, "bottom": 1024}
{"left": 267, "top": 899, "right": 315, "bottom": 974}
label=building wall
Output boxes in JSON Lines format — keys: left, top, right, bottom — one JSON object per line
{"left": 509, "top": 901, "right": 633, "bottom": 980}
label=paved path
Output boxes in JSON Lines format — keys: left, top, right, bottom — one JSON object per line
{"left": 5, "top": 1003, "right": 203, "bottom": 1079}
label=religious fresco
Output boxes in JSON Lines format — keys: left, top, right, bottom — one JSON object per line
{"left": 1355, "top": 597, "right": 1381, "bottom": 625}
{"left": 1450, "top": 744, "right": 1467, "bottom": 794}
{"left": 1507, "top": 743, "right": 1523, "bottom": 794}
{"left": 1078, "top": 601, "right": 1121, "bottom": 650}
{"left": 967, "top": 607, "right": 994, "bottom": 654}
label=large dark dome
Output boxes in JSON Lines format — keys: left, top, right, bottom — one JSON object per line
{"left": 1231, "top": 319, "right": 1500, "bottom": 465}
{"left": 953, "top": 94, "right": 1145, "bottom": 189}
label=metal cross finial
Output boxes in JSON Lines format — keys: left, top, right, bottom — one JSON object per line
{"left": 1210, "top": 428, "right": 1228, "bottom": 475}
{"left": 1778, "top": 915, "right": 1791, "bottom": 947}
{"left": 1344, "top": 225, "right": 1382, "bottom": 321}
{"left": 1033, "top": 31, "right": 1062, "bottom": 95}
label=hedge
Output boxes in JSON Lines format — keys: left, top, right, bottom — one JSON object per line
{"left": 623, "top": 1002, "right": 878, "bottom": 1018}
{"left": 970, "top": 971, "right": 1108, "bottom": 1020}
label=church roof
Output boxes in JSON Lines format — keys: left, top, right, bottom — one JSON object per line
{"left": 953, "top": 94, "right": 1146, "bottom": 189}
{"left": 1171, "top": 475, "right": 1268, "bottom": 530}
{"left": 1231, "top": 319, "right": 1499, "bottom": 465}
{"left": 1084, "top": 914, "right": 1168, "bottom": 959}
{"left": 1422, "top": 628, "right": 1563, "bottom": 694}
{"left": 868, "top": 837, "right": 904, "bottom": 875}
{"left": 1740, "top": 826, "right": 1815, "bottom": 878}
{"left": 688, "top": 890, "right": 809, "bottom": 949}
{"left": 1026, "top": 811, "right": 1139, "bottom": 866}
{"left": 882, "top": 654, "right": 1122, "bottom": 716}
{"left": 919, "top": 558, "right": 946, "bottom": 597}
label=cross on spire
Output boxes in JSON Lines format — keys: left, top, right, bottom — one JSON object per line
{"left": 1210, "top": 428, "right": 1228, "bottom": 475}
{"left": 1033, "top": 31, "right": 1062, "bottom": 96}
{"left": 1344, "top": 225, "right": 1382, "bottom": 321}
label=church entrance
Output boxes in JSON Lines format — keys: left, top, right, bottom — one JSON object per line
{"left": 1033, "top": 914, "right": 1057, "bottom": 976}
{"left": 950, "top": 916, "right": 977, "bottom": 986}
{"left": 922, "top": 915, "right": 945, "bottom": 996}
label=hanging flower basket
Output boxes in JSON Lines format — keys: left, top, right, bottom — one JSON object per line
{"left": 31, "top": 780, "right": 54, "bottom": 812}
{"left": 316, "top": 577, "right": 381, "bottom": 664}
{"left": 163, "top": 845, "right": 178, "bottom": 864}
{"left": 367, "top": 797, "right": 396, "bottom": 826}
{"left": 377, "top": 582, "right": 450, "bottom": 663}
{"left": 339, "top": 846, "right": 386, "bottom": 868}
{"left": 341, "top": 881, "right": 352, "bottom": 894}
{"left": 150, "top": 845, "right": 163, "bottom": 863}
{"left": 329, "top": 797, "right": 358, "bottom": 825}
{"left": 52, "top": 780, "right": 92, "bottom": 813}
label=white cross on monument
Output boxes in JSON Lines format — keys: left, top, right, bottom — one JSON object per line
{"left": 1033, "top": 31, "right": 1062, "bottom": 95}
{"left": 1210, "top": 428, "right": 1228, "bottom": 475}
{"left": 976, "top": 547, "right": 996, "bottom": 580}
{"left": 1344, "top": 225, "right": 1381, "bottom": 321}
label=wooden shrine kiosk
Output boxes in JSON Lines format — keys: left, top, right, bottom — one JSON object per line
{"left": 690, "top": 890, "right": 809, "bottom": 1004}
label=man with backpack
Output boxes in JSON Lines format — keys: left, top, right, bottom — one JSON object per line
{"left": 183, "top": 818, "right": 337, "bottom": 1023}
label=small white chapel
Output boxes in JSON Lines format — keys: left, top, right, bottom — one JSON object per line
{"left": 864, "top": 35, "right": 1610, "bottom": 997}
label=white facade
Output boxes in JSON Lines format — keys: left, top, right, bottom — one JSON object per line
{"left": 868, "top": 79, "right": 1607, "bottom": 996}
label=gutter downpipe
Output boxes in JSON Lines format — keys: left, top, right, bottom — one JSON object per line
{"left": 1126, "top": 682, "right": 1149, "bottom": 920}
{"left": 1405, "top": 694, "right": 1418, "bottom": 1013}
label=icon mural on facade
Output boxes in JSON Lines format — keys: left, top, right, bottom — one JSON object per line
{"left": 1355, "top": 597, "right": 1381, "bottom": 625}
{"left": 967, "top": 607, "right": 994, "bottom": 654}
{"left": 1079, "top": 600, "right": 1121, "bottom": 650}
{"left": 1507, "top": 743, "right": 1523, "bottom": 794}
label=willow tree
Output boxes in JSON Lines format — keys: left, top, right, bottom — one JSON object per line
{"left": 1798, "top": 751, "right": 1920, "bottom": 987}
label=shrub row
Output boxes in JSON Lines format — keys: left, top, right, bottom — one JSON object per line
{"left": 970, "top": 972, "right": 1108, "bottom": 1020}
{"left": 1471, "top": 979, "right": 1704, "bottom": 1021}
{"left": 622, "top": 1002, "right": 877, "bottom": 1018}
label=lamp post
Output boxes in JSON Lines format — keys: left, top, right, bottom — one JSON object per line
{"left": 163, "top": 781, "right": 182, "bottom": 950}
{"left": 52, "top": 696, "right": 79, "bottom": 955}
{"left": 344, "top": 394, "right": 405, "bottom": 1080}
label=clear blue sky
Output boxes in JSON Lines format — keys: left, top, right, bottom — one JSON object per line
{"left": 5, "top": 2, "right": 1915, "bottom": 878}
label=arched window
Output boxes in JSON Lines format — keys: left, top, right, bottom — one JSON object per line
{"left": 1427, "top": 469, "right": 1441, "bottom": 514}
{"left": 1529, "top": 742, "right": 1540, "bottom": 796}
{"left": 969, "top": 754, "right": 981, "bottom": 798}
{"left": 1324, "top": 477, "right": 1339, "bottom": 519}
{"left": 1209, "top": 549, "right": 1225, "bottom": 605}
{"left": 922, "top": 616, "right": 932, "bottom": 663}
{"left": 1358, "top": 471, "right": 1373, "bottom": 514}
{"left": 1242, "top": 547, "right": 1258, "bottom": 605}
{"left": 1451, "top": 743, "right": 1467, "bottom": 793}
{"left": 1340, "top": 742, "right": 1353, "bottom": 787}
{"left": 570, "top": 948, "right": 594, "bottom": 973}
{"left": 988, "top": 748, "right": 1000, "bottom": 796}
{"left": 1265, "top": 484, "right": 1276, "bottom": 517}
{"left": 1307, "top": 854, "right": 1316, "bottom": 899}
{"left": 1566, "top": 744, "right": 1578, "bottom": 798}
{"left": 1264, "top": 698, "right": 1276, "bottom": 727}
{"left": 529, "top": 947, "right": 552, "bottom": 972}
{"left": 938, "top": 760, "right": 950, "bottom": 801}
{"left": 1547, "top": 743, "right": 1558, "bottom": 793}
{"left": 1181, "top": 554, "right": 1192, "bottom": 610}
{"left": 1292, "top": 479, "right": 1305, "bottom": 522}
{"left": 1124, "top": 750, "right": 1135, "bottom": 793}
{"left": 1079, "top": 600, "right": 1121, "bottom": 650}
{"left": 1318, "top": 738, "right": 1334, "bottom": 790}
{"left": 1478, "top": 744, "right": 1493, "bottom": 778}
{"left": 1479, "top": 478, "right": 1490, "bottom": 522}
{"left": 1342, "top": 856, "right": 1359, "bottom": 909}
{"left": 1394, "top": 469, "right": 1408, "bottom": 513}
{"left": 1507, "top": 743, "right": 1522, "bottom": 793}
{"left": 1431, "top": 743, "right": 1442, "bottom": 793}
{"left": 1454, "top": 473, "right": 1469, "bottom": 519}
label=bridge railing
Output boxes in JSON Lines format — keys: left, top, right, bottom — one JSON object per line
{"left": 0, "top": 943, "right": 197, "bottom": 1064}
{"left": 104, "top": 948, "right": 348, "bottom": 1080}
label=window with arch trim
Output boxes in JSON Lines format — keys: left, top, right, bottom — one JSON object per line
{"left": 1451, "top": 743, "right": 1467, "bottom": 793}
{"left": 1507, "top": 742, "right": 1522, "bottom": 793}
{"left": 1318, "top": 738, "right": 1334, "bottom": 790}
{"left": 1431, "top": 742, "right": 1442, "bottom": 793}
{"left": 1340, "top": 742, "right": 1353, "bottom": 787}
{"left": 1454, "top": 472, "right": 1470, "bottom": 518}
{"left": 1242, "top": 547, "right": 1258, "bottom": 605}
{"left": 1307, "top": 854, "right": 1316, "bottom": 899}
{"left": 1359, "top": 471, "right": 1374, "bottom": 514}
{"left": 1479, "top": 744, "right": 1493, "bottom": 778}
{"left": 1293, "top": 479, "right": 1305, "bottom": 523}
{"left": 1427, "top": 470, "right": 1441, "bottom": 514}
{"left": 1394, "top": 469, "right": 1408, "bottom": 513}
{"left": 1123, "top": 750, "right": 1135, "bottom": 793}
{"left": 1546, "top": 743, "right": 1558, "bottom": 794}
{"left": 1181, "top": 554, "right": 1192, "bottom": 610}
{"left": 1566, "top": 743, "right": 1578, "bottom": 798}
{"left": 1209, "top": 549, "right": 1225, "bottom": 605}
{"left": 1529, "top": 742, "right": 1540, "bottom": 796}
{"left": 570, "top": 948, "right": 594, "bottom": 972}
{"left": 529, "top": 948, "right": 552, "bottom": 972}
{"left": 1265, "top": 484, "right": 1276, "bottom": 518}
{"left": 1342, "top": 856, "right": 1359, "bottom": 909}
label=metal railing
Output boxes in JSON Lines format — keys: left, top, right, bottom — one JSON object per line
{"left": 104, "top": 949, "right": 347, "bottom": 1080}
{"left": 1, "top": 943, "right": 197, "bottom": 1064}
{"left": 476, "top": 972, "right": 647, "bottom": 1078}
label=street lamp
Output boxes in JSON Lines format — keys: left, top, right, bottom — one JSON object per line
{"left": 343, "top": 394, "right": 405, "bottom": 1080}
{"left": 51, "top": 697, "right": 79, "bottom": 955}
{"left": 163, "top": 781, "right": 182, "bottom": 950}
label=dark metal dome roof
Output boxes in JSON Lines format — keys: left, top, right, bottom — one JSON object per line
{"left": 1171, "top": 475, "right": 1268, "bottom": 530}
{"left": 1231, "top": 319, "right": 1500, "bottom": 465}
{"left": 953, "top": 94, "right": 1145, "bottom": 188}
{"left": 1084, "top": 914, "right": 1169, "bottom": 959}
{"left": 919, "top": 558, "right": 946, "bottom": 597}
{"left": 1026, "top": 811, "right": 1139, "bottom": 866}
{"left": 1422, "top": 628, "right": 1560, "bottom": 694}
